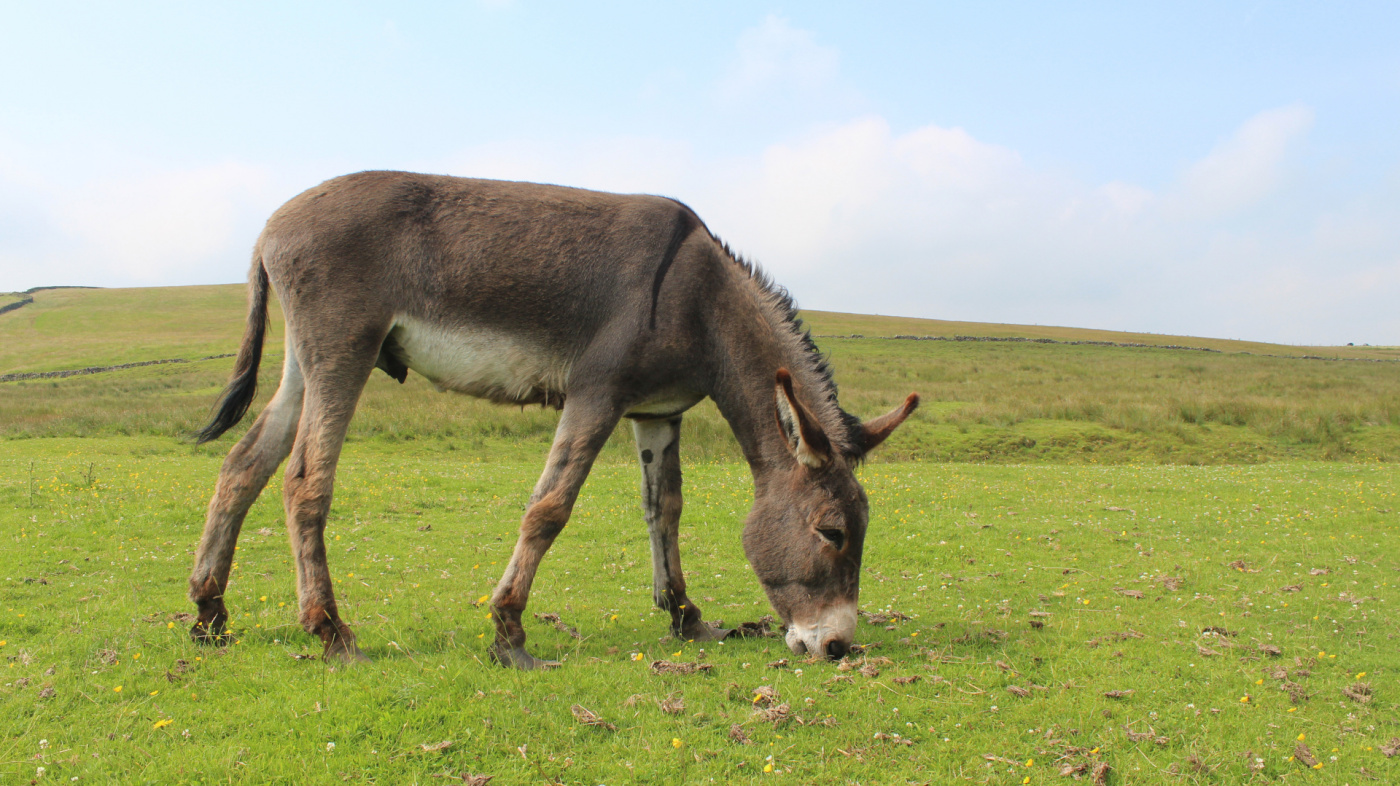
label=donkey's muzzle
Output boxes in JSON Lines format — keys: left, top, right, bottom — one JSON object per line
{"left": 784, "top": 600, "right": 857, "bottom": 659}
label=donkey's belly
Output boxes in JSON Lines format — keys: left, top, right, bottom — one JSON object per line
{"left": 390, "top": 316, "right": 570, "bottom": 406}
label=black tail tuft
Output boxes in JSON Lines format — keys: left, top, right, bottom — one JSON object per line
{"left": 195, "top": 262, "right": 270, "bottom": 443}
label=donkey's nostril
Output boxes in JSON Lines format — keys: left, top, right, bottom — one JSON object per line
{"left": 824, "top": 639, "right": 849, "bottom": 660}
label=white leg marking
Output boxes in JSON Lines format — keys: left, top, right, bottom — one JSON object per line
{"left": 632, "top": 419, "right": 677, "bottom": 605}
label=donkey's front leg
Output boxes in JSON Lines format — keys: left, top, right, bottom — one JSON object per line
{"left": 490, "top": 398, "right": 621, "bottom": 670}
{"left": 632, "top": 417, "right": 732, "bottom": 642}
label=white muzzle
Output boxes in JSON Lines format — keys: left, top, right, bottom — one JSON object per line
{"left": 784, "top": 600, "right": 857, "bottom": 658}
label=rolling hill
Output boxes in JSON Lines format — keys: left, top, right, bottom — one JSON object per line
{"left": 2, "top": 284, "right": 1397, "bottom": 464}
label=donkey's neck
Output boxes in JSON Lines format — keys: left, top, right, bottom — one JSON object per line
{"left": 704, "top": 272, "right": 846, "bottom": 478}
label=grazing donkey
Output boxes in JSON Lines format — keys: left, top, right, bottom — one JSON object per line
{"left": 189, "top": 171, "right": 918, "bottom": 668}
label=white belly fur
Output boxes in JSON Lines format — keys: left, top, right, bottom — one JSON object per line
{"left": 391, "top": 315, "right": 571, "bottom": 403}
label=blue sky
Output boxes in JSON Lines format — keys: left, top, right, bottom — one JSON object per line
{"left": 2, "top": 2, "right": 1397, "bottom": 344}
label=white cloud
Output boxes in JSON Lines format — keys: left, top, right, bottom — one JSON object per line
{"left": 420, "top": 103, "right": 1398, "bottom": 344}
{"left": 54, "top": 162, "right": 274, "bottom": 282}
{"left": 1167, "top": 104, "right": 1315, "bottom": 220}
{"left": 0, "top": 155, "right": 282, "bottom": 290}
{"left": 435, "top": 136, "right": 696, "bottom": 197}
{"left": 714, "top": 15, "right": 843, "bottom": 105}
{"left": 3, "top": 91, "right": 1394, "bottom": 344}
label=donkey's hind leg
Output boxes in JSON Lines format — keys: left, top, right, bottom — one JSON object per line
{"left": 189, "top": 345, "right": 305, "bottom": 644}
{"left": 282, "top": 348, "right": 378, "bottom": 664}
{"left": 631, "top": 417, "right": 732, "bottom": 642}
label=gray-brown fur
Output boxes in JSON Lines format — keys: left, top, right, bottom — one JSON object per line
{"left": 190, "top": 171, "right": 917, "bottom": 666}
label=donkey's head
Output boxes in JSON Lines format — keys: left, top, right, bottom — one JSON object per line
{"left": 743, "top": 369, "right": 918, "bottom": 659}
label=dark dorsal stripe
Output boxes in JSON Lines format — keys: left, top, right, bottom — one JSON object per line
{"left": 649, "top": 208, "right": 700, "bottom": 329}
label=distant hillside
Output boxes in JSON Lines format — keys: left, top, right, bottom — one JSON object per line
{"left": 800, "top": 310, "right": 1399, "bottom": 361}
{"left": 3, "top": 284, "right": 1397, "bottom": 465}
{"left": 2, "top": 284, "right": 1392, "bottom": 377}
{"left": 0, "top": 285, "right": 286, "bottom": 376}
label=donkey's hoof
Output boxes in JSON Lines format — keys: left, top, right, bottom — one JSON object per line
{"left": 489, "top": 642, "right": 561, "bottom": 670}
{"left": 190, "top": 620, "right": 231, "bottom": 646}
{"left": 323, "top": 640, "right": 372, "bottom": 664}
{"left": 681, "top": 624, "right": 733, "bottom": 643}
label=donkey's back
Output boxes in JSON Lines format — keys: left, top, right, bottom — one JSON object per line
{"left": 265, "top": 172, "right": 703, "bottom": 341}
{"left": 258, "top": 171, "right": 716, "bottom": 409}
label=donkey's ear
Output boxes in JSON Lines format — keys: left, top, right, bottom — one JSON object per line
{"left": 774, "top": 368, "right": 831, "bottom": 469}
{"left": 857, "top": 393, "right": 920, "bottom": 455}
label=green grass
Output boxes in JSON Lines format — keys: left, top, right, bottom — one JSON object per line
{"left": 3, "top": 438, "right": 1398, "bottom": 783}
{"left": 0, "top": 285, "right": 285, "bottom": 375}
{"left": 3, "top": 284, "right": 1400, "bottom": 782}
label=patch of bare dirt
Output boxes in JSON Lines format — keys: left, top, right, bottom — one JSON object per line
{"left": 858, "top": 610, "right": 911, "bottom": 625}
{"left": 1341, "top": 683, "right": 1372, "bottom": 704}
{"left": 657, "top": 693, "right": 685, "bottom": 715}
{"left": 569, "top": 704, "right": 616, "bottom": 731}
{"left": 753, "top": 702, "right": 791, "bottom": 727}
{"left": 649, "top": 660, "right": 713, "bottom": 676}
{"left": 533, "top": 612, "right": 581, "bottom": 640}
{"left": 1293, "top": 742, "right": 1319, "bottom": 767}
{"left": 730, "top": 616, "right": 779, "bottom": 638}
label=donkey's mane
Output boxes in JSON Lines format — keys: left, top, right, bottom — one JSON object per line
{"left": 712, "top": 238, "right": 866, "bottom": 456}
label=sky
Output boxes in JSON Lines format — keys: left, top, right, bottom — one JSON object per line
{"left": 2, "top": 2, "right": 1398, "bottom": 345}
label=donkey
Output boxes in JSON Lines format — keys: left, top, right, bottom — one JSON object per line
{"left": 188, "top": 171, "right": 918, "bottom": 668}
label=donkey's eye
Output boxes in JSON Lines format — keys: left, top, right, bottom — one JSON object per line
{"left": 816, "top": 528, "right": 846, "bottom": 550}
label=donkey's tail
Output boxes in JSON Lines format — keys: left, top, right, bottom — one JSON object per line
{"left": 195, "top": 259, "right": 270, "bottom": 443}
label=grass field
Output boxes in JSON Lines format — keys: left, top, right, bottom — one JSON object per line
{"left": 3, "top": 439, "right": 1398, "bottom": 784}
{"left": 2, "top": 286, "right": 1399, "bottom": 465}
{"left": 2, "top": 285, "right": 1399, "bottom": 783}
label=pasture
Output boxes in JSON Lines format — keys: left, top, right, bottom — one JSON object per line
{"left": 2, "top": 285, "right": 1399, "bottom": 783}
